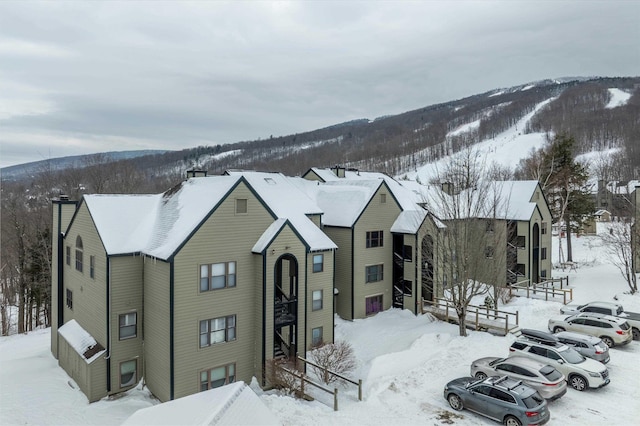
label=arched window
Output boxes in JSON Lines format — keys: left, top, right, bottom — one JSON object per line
{"left": 75, "top": 236, "right": 84, "bottom": 273}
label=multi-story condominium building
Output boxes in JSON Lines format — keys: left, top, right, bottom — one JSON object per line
{"left": 50, "top": 167, "right": 552, "bottom": 403}
{"left": 51, "top": 173, "right": 337, "bottom": 402}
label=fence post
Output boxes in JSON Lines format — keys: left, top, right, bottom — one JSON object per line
{"left": 475, "top": 308, "right": 479, "bottom": 330}
{"left": 300, "top": 373, "right": 305, "bottom": 397}
{"left": 516, "top": 311, "right": 519, "bottom": 326}
{"left": 358, "top": 379, "right": 362, "bottom": 401}
{"left": 505, "top": 315, "right": 509, "bottom": 335}
{"left": 334, "top": 388, "right": 338, "bottom": 411}
{"left": 324, "top": 366, "right": 329, "bottom": 385}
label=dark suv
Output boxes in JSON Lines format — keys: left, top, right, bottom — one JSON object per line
{"left": 444, "top": 375, "right": 550, "bottom": 425}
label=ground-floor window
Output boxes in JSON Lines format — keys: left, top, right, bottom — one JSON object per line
{"left": 200, "top": 364, "right": 235, "bottom": 391}
{"left": 120, "top": 359, "right": 137, "bottom": 388}
{"left": 312, "top": 327, "right": 323, "bottom": 346}
{"left": 365, "top": 294, "right": 383, "bottom": 316}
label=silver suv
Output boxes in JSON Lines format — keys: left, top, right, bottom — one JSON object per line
{"left": 548, "top": 312, "right": 633, "bottom": 347}
{"left": 555, "top": 331, "right": 610, "bottom": 364}
{"left": 509, "top": 330, "right": 609, "bottom": 391}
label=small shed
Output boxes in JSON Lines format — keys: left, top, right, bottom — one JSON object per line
{"left": 594, "top": 209, "right": 612, "bottom": 222}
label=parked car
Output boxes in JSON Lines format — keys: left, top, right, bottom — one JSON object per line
{"left": 548, "top": 312, "right": 633, "bottom": 347}
{"left": 560, "top": 301, "right": 640, "bottom": 340}
{"left": 509, "top": 329, "right": 609, "bottom": 391}
{"left": 555, "top": 331, "right": 610, "bottom": 364}
{"left": 470, "top": 356, "right": 567, "bottom": 400}
{"left": 443, "top": 375, "right": 550, "bottom": 426}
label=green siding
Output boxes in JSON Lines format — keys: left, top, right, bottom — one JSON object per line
{"left": 324, "top": 227, "right": 352, "bottom": 319}
{"left": 143, "top": 259, "right": 171, "bottom": 402}
{"left": 171, "top": 183, "right": 274, "bottom": 400}
{"left": 353, "top": 185, "right": 402, "bottom": 318}
{"left": 108, "top": 256, "right": 143, "bottom": 394}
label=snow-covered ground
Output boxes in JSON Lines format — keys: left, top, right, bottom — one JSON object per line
{"left": 1, "top": 225, "right": 638, "bottom": 425}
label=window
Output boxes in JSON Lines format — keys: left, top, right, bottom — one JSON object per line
{"left": 541, "top": 222, "right": 548, "bottom": 235}
{"left": 200, "top": 262, "right": 236, "bottom": 291}
{"left": 235, "top": 198, "right": 247, "bottom": 214}
{"left": 365, "top": 295, "right": 383, "bottom": 316}
{"left": 485, "top": 246, "right": 494, "bottom": 258}
{"left": 380, "top": 193, "right": 386, "bottom": 204}
{"left": 65, "top": 289, "right": 73, "bottom": 309}
{"left": 119, "top": 312, "right": 137, "bottom": 340}
{"left": 486, "top": 220, "right": 495, "bottom": 233}
{"left": 120, "top": 360, "right": 137, "bottom": 388}
{"left": 75, "top": 236, "right": 83, "bottom": 272}
{"left": 200, "top": 364, "right": 235, "bottom": 391}
{"left": 541, "top": 269, "right": 547, "bottom": 278}
{"left": 90, "top": 256, "right": 95, "bottom": 279}
{"left": 541, "top": 247, "right": 547, "bottom": 260}
{"left": 312, "top": 290, "right": 323, "bottom": 311}
{"left": 65, "top": 246, "right": 71, "bottom": 266}
{"left": 515, "top": 236, "right": 526, "bottom": 248}
{"left": 365, "top": 264, "right": 384, "bottom": 283}
{"left": 200, "top": 315, "right": 236, "bottom": 347}
{"left": 366, "top": 230, "right": 383, "bottom": 248}
{"left": 403, "top": 280, "right": 412, "bottom": 296}
{"left": 403, "top": 245, "right": 413, "bottom": 261}
{"left": 312, "top": 327, "right": 323, "bottom": 346}
{"left": 515, "top": 264, "right": 525, "bottom": 276}
{"left": 313, "top": 254, "right": 323, "bottom": 273}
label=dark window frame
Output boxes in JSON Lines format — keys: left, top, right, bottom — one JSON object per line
{"left": 312, "top": 254, "right": 323, "bottom": 273}
{"left": 199, "top": 315, "right": 237, "bottom": 348}
{"left": 119, "top": 312, "right": 137, "bottom": 340}
{"left": 120, "top": 359, "right": 137, "bottom": 388}
{"left": 365, "top": 264, "right": 384, "bottom": 283}
{"left": 200, "top": 363, "right": 236, "bottom": 391}
{"left": 366, "top": 230, "right": 384, "bottom": 248}
{"left": 312, "top": 289, "right": 323, "bottom": 311}
{"left": 65, "top": 288, "right": 73, "bottom": 310}
{"left": 200, "top": 261, "right": 237, "bottom": 292}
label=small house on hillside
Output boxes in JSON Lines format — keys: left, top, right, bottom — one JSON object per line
{"left": 594, "top": 209, "right": 612, "bottom": 222}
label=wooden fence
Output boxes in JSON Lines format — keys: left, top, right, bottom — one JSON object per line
{"left": 509, "top": 277, "right": 572, "bottom": 304}
{"left": 422, "top": 297, "right": 519, "bottom": 336}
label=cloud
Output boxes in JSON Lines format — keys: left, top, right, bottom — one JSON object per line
{"left": 0, "top": 0, "right": 638, "bottom": 167}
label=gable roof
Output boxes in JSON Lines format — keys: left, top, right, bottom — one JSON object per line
{"left": 82, "top": 173, "right": 336, "bottom": 260}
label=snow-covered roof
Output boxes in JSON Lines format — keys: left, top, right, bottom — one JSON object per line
{"left": 83, "top": 173, "right": 336, "bottom": 259}
{"left": 83, "top": 194, "right": 161, "bottom": 255}
{"left": 58, "top": 319, "right": 105, "bottom": 364}
{"left": 224, "top": 172, "right": 337, "bottom": 252}
{"left": 404, "top": 180, "right": 541, "bottom": 221}
{"left": 595, "top": 209, "right": 611, "bottom": 216}
{"left": 121, "top": 381, "right": 280, "bottom": 426}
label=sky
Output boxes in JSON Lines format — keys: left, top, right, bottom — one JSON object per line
{"left": 1, "top": 1, "right": 639, "bottom": 168}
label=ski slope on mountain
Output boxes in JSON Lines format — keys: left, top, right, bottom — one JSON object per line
{"left": 405, "top": 97, "right": 556, "bottom": 183}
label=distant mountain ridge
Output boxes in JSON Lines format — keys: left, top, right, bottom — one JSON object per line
{"left": 1, "top": 150, "right": 169, "bottom": 180}
{"left": 2, "top": 76, "right": 638, "bottom": 184}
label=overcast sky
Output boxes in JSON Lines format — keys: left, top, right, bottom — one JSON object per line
{"left": 0, "top": 1, "right": 638, "bottom": 168}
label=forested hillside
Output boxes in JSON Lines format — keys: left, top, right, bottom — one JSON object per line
{"left": 1, "top": 76, "right": 638, "bottom": 335}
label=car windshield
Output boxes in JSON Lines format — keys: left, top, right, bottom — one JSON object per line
{"left": 489, "top": 358, "right": 506, "bottom": 366}
{"left": 559, "top": 347, "right": 586, "bottom": 364}
{"left": 539, "top": 365, "right": 563, "bottom": 381}
{"left": 522, "top": 392, "right": 545, "bottom": 409}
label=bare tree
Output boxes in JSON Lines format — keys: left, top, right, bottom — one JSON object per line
{"left": 600, "top": 221, "right": 638, "bottom": 294}
{"left": 425, "top": 148, "right": 510, "bottom": 336}
{"left": 307, "top": 340, "right": 356, "bottom": 385}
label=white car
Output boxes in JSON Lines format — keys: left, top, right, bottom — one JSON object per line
{"left": 509, "top": 330, "right": 609, "bottom": 391}
{"left": 548, "top": 312, "right": 633, "bottom": 347}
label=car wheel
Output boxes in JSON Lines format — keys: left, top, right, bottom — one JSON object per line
{"left": 474, "top": 372, "right": 487, "bottom": 380}
{"left": 569, "top": 375, "right": 587, "bottom": 391}
{"left": 601, "top": 336, "right": 614, "bottom": 348}
{"left": 553, "top": 326, "right": 565, "bottom": 333}
{"left": 504, "top": 415, "right": 522, "bottom": 426}
{"left": 447, "top": 393, "right": 464, "bottom": 411}
{"left": 632, "top": 328, "right": 640, "bottom": 340}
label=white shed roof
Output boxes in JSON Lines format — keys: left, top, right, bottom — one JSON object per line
{"left": 121, "top": 381, "right": 281, "bottom": 426}
{"left": 58, "top": 319, "right": 105, "bottom": 364}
